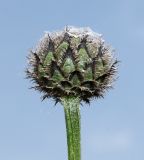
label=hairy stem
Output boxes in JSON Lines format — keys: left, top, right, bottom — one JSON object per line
{"left": 61, "top": 96, "right": 81, "bottom": 160}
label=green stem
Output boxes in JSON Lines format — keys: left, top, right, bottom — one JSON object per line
{"left": 61, "top": 96, "right": 81, "bottom": 160}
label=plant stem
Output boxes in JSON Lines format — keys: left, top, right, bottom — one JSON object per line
{"left": 61, "top": 96, "right": 81, "bottom": 160}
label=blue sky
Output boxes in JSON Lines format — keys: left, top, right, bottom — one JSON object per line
{"left": 0, "top": 0, "right": 144, "bottom": 160}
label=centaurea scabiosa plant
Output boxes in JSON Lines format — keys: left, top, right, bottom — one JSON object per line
{"left": 26, "top": 26, "right": 118, "bottom": 160}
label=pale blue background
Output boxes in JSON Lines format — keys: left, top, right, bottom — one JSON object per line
{"left": 0, "top": 0, "right": 144, "bottom": 160}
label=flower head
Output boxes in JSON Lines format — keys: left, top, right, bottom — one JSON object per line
{"left": 26, "top": 26, "right": 118, "bottom": 103}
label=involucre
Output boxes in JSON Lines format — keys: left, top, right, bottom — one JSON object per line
{"left": 26, "top": 26, "right": 118, "bottom": 103}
